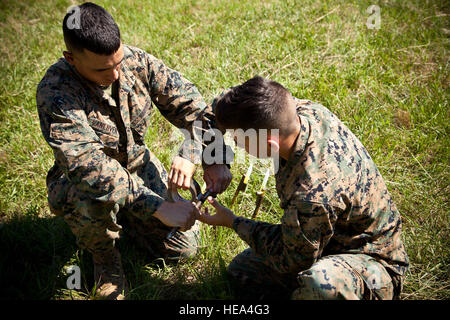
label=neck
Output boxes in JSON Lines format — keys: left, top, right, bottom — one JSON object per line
{"left": 278, "top": 120, "right": 301, "bottom": 161}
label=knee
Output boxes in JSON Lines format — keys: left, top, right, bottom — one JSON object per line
{"left": 227, "top": 254, "right": 245, "bottom": 285}
{"left": 227, "top": 249, "right": 291, "bottom": 300}
{"left": 227, "top": 248, "right": 269, "bottom": 293}
{"left": 292, "top": 256, "right": 366, "bottom": 300}
{"left": 227, "top": 249, "right": 254, "bottom": 281}
{"left": 292, "top": 256, "right": 357, "bottom": 300}
{"left": 293, "top": 268, "right": 338, "bottom": 300}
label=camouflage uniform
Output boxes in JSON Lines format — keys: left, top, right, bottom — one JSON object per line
{"left": 226, "top": 99, "right": 409, "bottom": 300}
{"left": 37, "top": 45, "right": 222, "bottom": 260}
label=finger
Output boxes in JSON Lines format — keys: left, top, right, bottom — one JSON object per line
{"left": 217, "top": 179, "right": 226, "bottom": 194}
{"left": 207, "top": 196, "right": 221, "bottom": 209}
{"left": 167, "top": 168, "right": 174, "bottom": 188}
{"left": 191, "top": 202, "right": 201, "bottom": 217}
{"left": 225, "top": 172, "right": 233, "bottom": 189}
{"left": 193, "top": 201, "right": 202, "bottom": 210}
{"left": 197, "top": 207, "right": 212, "bottom": 224}
{"left": 196, "top": 205, "right": 209, "bottom": 217}
{"left": 219, "top": 167, "right": 230, "bottom": 193}
{"left": 168, "top": 166, "right": 174, "bottom": 181}
{"left": 182, "top": 175, "right": 191, "bottom": 190}
{"left": 177, "top": 172, "right": 185, "bottom": 188}
{"left": 213, "top": 178, "right": 222, "bottom": 193}
{"left": 211, "top": 173, "right": 221, "bottom": 193}
{"left": 204, "top": 173, "right": 213, "bottom": 192}
{"left": 170, "top": 169, "right": 179, "bottom": 188}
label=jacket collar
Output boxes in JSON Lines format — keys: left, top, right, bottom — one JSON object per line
{"left": 63, "top": 45, "right": 137, "bottom": 106}
{"left": 275, "top": 110, "right": 311, "bottom": 207}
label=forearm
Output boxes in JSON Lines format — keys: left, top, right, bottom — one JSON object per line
{"left": 231, "top": 200, "right": 335, "bottom": 274}
{"left": 232, "top": 216, "right": 283, "bottom": 256}
{"left": 232, "top": 216, "right": 317, "bottom": 273}
{"left": 125, "top": 183, "right": 165, "bottom": 220}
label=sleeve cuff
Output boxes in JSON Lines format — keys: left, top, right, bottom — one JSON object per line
{"left": 178, "top": 139, "right": 203, "bottom": 165}
{"left": 232, "top": 216, "right": 255, "bottom": 245}
{"left": 127, "top": 186, "right": 166, "bottom": 219}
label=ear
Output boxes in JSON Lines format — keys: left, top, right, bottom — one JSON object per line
{"left": 267, "top": 136, "right": 280, "bottom": 155}
{"left": 63, "top": 51, "right": 75, "bottom": 64}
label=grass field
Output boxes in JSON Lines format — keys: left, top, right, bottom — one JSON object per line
{"left": 0, "top": 0, "right": 448, "bottom": 300}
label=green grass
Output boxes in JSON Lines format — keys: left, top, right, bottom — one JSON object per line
{"left": 0, "top": 0, "right": 449, "bottom": 300}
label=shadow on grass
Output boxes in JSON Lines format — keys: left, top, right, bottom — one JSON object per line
{"left": 119, "top": 232, "right": 234, "bottom": 300}
{"left": 0, "top": 211, "right": 233, "bottom": 300}
{"left": 0, "top": 212, "right": 78, "bottom": 299}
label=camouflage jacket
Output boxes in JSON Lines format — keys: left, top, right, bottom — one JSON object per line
{"left": 232, "top": 99, "right": 409, "bottom": 277}
{"left": 37, "top": 45, "right": 225, "bottom": 215}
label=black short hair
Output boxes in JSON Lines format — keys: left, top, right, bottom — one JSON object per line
{"left": 215, "top": 76, "right": 294, "bottom": 135}
{"left": 63, "top": 2, "right": 121, "bottom": 55}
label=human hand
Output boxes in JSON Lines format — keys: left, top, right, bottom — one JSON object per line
{"left": 196, "top": 196, "right": 236, "bottom": 228}
{"left": 153, "top": 201, "right": 198, "bottom": 231}
{"left": 203, "top": 164, "right": 232, "bottom": 194}
{"left": 168, "top": 156, "right": 196, "bottom": 190}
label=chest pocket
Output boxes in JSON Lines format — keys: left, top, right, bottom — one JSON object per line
{"left": 87, "top": 110, "right": 120, "bottom": 156}
{"left": 128, "top": 83, "right": 152, "bottom": 145}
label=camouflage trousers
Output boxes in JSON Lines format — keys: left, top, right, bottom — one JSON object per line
{"left": 228, "top": 249, "right": 399, "bottom": 300}
{"left": 46, "top": 149, "right": 199, "bottom": 261}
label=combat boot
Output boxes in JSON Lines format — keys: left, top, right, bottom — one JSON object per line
{"left": 93, "top": 248, "right": 128, "bottom": 300}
